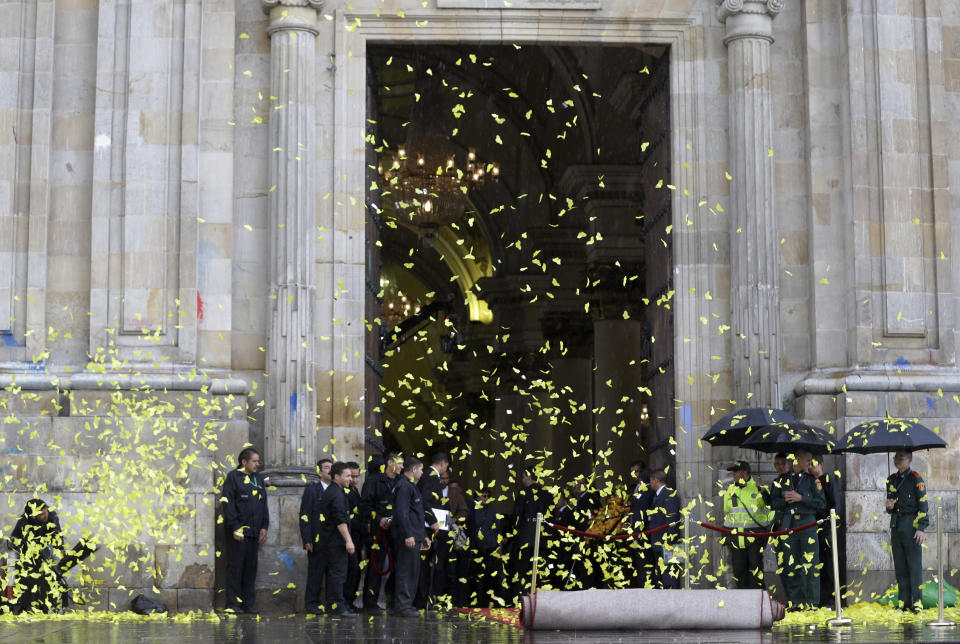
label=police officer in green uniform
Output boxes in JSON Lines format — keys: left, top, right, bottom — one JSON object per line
{"left": 886, "top": 449, "right": 928, "bottom": 611}
{"left": 769, "top": 449, "right": 826, "bottom": 609}
{"left": 767, "top": 453, "right": 791, "bottom": 596}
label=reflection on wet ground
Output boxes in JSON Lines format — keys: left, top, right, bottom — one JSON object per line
{"left": 0, "top": 614, "right": 955, "bottom": 643}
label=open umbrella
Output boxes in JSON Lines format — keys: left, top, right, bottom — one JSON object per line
{"left": 834, "top": 418, "right": 948, "bottom": 454}
{"left": 739, "top": 422, "right": 838, "bottom": 455}
{"left": 702, "top": 407, "right": 799, "bottom": 447}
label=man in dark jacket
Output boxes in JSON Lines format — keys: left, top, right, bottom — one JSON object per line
{"left": 343, "top": 462, "right": 363, "bottom": 608}
{"left": 628, "top": 462, "right": 655, "bottom": 588}
{"left": 466, "top": 488, "right": 501, "bottom": 605}
{"left": 414, "top": 452, "right": 446, "bottom": 609}
{"left": 809, "top": 459, "right": 842, "bottom": 606}
{"left": 312, "top": 462, "right": 357, "bottom": 616}
{"left": 769, "top": 449, "right": 826, "bottom": 609}
{"left": 390, "top": 456, "right": 431, "bottom": 617}
{"left": 503, "top": 468, "right": 550, "bottom": 600}
{"left": 360, "top": 452, "right": 402, "bottom": 612}
{"left": 220, "top": 447, "right": 269, "bottom": 614}
{"left": 300, "top": 459, "right": 331, "bottom": 613}
{"left": 645, "top": 470, "right": 681, "bottom": 589}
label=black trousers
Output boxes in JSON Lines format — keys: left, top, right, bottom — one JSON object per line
{"left": 362, "top": 540, "right": 394, "bottom": 609}
{"left": 306, "top": 545, "right": 348, "bottom": 611}
{"left": 225, "top": 537, "right": 259, "bottom": 611}
{"left": 729, "top": 539, "right": 765, "bottom": 589}
{"left": 470, "top": 548, "right": 502, "bottom": 606}
{"left": 344, "top": 549, "right": 361, "bottom": 605}
{"left": 415, "top": 540, "right": 439, "bottom": 608}
{"left": 392, "top": 537, "right": 421, "bottom": 613}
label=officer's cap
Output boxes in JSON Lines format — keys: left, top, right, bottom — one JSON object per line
{"left": 726, "top": 460, "right": 751, "bottom": 473}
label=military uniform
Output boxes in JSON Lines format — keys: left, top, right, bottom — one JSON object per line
{"left": 722, "top": 477, "right": 773, "bottom": 589}
{"left": 886, "top": 468, "right": 928, "bottom": 609}
{"left": 769, "top": 471, "right": 826, "bottom": 608}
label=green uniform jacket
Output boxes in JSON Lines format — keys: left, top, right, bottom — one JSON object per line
{"left": 768, "top": 471, "right": 826, "bottom": 525}
{"left": 886, "top": 468, "right": 929, "bottom": 531}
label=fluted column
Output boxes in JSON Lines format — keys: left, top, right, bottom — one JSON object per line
{"left": 717, "top": 0, "right": 783, "bottom": 407}
{"left": 262, "top": 0, "right": 322, "bottom": 477}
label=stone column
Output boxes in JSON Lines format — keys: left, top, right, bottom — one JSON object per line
{"left": 717, "top": 0, "right": 783, "bottom": 407}
{"left": 262, "top": 0, "right": 322, "bottom": 479}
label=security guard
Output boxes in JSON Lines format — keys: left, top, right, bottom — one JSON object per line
{"left": 886, "top": 449, "right": 928, "bottom": 611}
{"left": 220, "top": 447, "right": 269, "bottom": 614}
{"left": 769, "top": 449, "right": 825, "bottom": 609}
{"left": 390, "top": 456, "right": 431, "bottom": 618}
{"left": 768, "top": 452, "right": 792, "bottom": 594}
{"left": 722, "top": 461, "right": 773, "bottom": 589}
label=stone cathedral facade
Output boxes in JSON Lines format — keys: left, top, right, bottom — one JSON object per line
{"left": 1, "top": 0, "right": 959, "bottom": 610}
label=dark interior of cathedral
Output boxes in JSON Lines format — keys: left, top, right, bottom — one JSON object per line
{"left": 364, "top": 44, "right": 676, "bottom": 495}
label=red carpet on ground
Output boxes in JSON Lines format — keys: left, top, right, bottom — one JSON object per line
{"left": 451, "top": 606, "right": 523, "bottom": 628}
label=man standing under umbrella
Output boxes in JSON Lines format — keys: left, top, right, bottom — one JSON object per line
{"left": 886, "top": 449, "right": 928, "bottom": 611}
{"left": 769, "top": 449, "right": 825, "bottom": 609}
{"left": 722, "top": 461, "right": 773, "bottom": 589}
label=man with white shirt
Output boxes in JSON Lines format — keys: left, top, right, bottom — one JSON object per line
{"left": 644, "top": 470, "right": 681, "bottom": 589}
{"left": 300, "top": 457, "right": 334, "bottom": 613}
{"left": 415, "top": 453, "right": 446, "bottom": 609}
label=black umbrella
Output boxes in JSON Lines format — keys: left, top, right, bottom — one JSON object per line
{"left": 739, "top": 422, "right": 838, "bottom": 455}
{"left": 834, "top": 418, "right": 948, "bottom": 454}
{"left": 703, "top": 407, "right": 799, "bottom": 447}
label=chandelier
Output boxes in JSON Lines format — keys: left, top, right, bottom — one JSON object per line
{"left": 379, "top": 276, "right": 426, "bottom": 328}
{"left": 378, "top": 142, "right": 499, "bottom": 229}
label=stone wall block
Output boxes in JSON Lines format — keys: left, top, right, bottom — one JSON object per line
{"left": 178, "top": 588, "right": 214, "bottom": 613}
{"left": 843, "top": 392, "right": 883, "bottom": 418}
{"left": 253, "top": 544, "right": 306, "bottom": 591}
{"left": 155, "top": 544, "right": 215, "bottom": 590}
{"left": 795, "top": 393, "right": 837, "bottom": 421}
{"left": 846, "top": 531, "right": 893, "bottom": 572}
{"left": 845, "top": 490, "right": 889, "bottom": 532}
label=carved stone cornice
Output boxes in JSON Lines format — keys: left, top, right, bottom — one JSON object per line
{"left": 716, "top": 0, "right": 783, "bottom": 44}
{"left": 262, "top": 0, "right": 323, "bottom": 35}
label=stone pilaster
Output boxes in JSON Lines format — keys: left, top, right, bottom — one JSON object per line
{"left": 262, "top": 0, "right": 322, "bottom": 479}
{"left": 717, "top": 0, "right": 783, "bottom": 407}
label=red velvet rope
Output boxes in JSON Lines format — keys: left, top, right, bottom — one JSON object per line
{"left": 370, "top": 527, "right": 393, "bottom": 576}
{"left": 545, "top": 520, "right": 680, "bottom": 540}
{"left": 696, "top": 519, "right": 823, "bottom": 538}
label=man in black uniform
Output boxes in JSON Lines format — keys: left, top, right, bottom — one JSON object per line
{"left": 343, "top": 461, "right": 363, "bottom": 608}
{"left": 809, "top": 459, "right": 842, "bottom": 606}
{"left": 886, "top": 449, "right": 928, "bottom": 611}
{"left": 220, "top": 447, "right": 269, "bottom": 614}
{"left": 415, "top": 452, "right": 446, "bottom": 608}
{"left": 768, "top": 452, "right": 792, "bottom": 597}
{"left": 360, "top": 452, "right": 402, "bottom": 612}
{"left": 466, "top": 487, "right": 501, "bottom": 605}
{"left": 391, "top": 456, "right": 432, "bottom": 617}
{"left": 503, "top": 466, "right": 550, "bottom": 600}
{"left": 645, "top": 470, "right": 682, "bottom": 589}
{"left": 300, "top": 458, "right": 333, "bottom": 613}
{"left": 628, "top": 462, "right": 655, "bottom": 588}
{"left": 769, "top": 449, "right": 826, "bottom": 609}
{"left": 313, "top": 462, "right": 357, "bottom": 616}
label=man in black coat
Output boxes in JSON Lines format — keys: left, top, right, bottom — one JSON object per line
{"left": 466, "top": 488, "right": 502, "bottom": 605}
{"left": 299, "top": 459, "right": 332, "bottom": 613}
{"left": 343, "top": 461, "right": 363, "bottom": 608}
{"left": 645, "top": 470, "right": 681, "bottom": 589}
{"left": 414, "top": 452, "right": 446, "bottom": 609}
{"left": 503, "top": 468, "right": 550, "bottom": 600}
{"left": 312, "top": 462, "right": 357, "bottom": 616}
{"left": 360, "top": 452, "right": 402, "bottom": 612}
{"left": 220, "top": 447, "right": 269, "bottom": 614}
{"left": 809, "top": 459, "right": 842, "bottom": 607}
{"left": 390, "top": 456, "right": 432, "bottom": 617}
{"left": 628, "top": 462, "right": 655, "bottom": 588}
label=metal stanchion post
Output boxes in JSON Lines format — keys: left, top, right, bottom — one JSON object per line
{"left": 930, "top": 505, "right": 956, "bottom": 628}
{"left": 683, "top": 513, "right": 691, "bottom": 591}
{"left": 530, "top": 513, "right": 543, "bottom": 596}
{"left": 826, "top": 508, "right": 852, "bottom": 628}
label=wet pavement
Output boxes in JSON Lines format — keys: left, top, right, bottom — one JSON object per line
{"left": 0, "top": 613, "right": 956, "bottom": 644}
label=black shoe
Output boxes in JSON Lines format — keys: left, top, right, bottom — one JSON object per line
{"left": 330, "top": 606, "right": 357, "bottom": 617}
{"left": 396, "top": 608, "right": 420, "bottom": 618}
{"left": 241, "top": 607, "right": 259, "bottom": 615}
{"left": 363, "top": 605, "right": 384, "bottom": 614}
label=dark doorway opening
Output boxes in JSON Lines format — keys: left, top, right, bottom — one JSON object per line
{"left": 363, "top": 43, "right": 675, "bottom": 492}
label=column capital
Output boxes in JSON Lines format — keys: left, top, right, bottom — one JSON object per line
{"left": 716, "top": 0, "right": 783, "bottom": 44}
{"left": 262, "top": 0, "right": 323, "bottom": 35}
